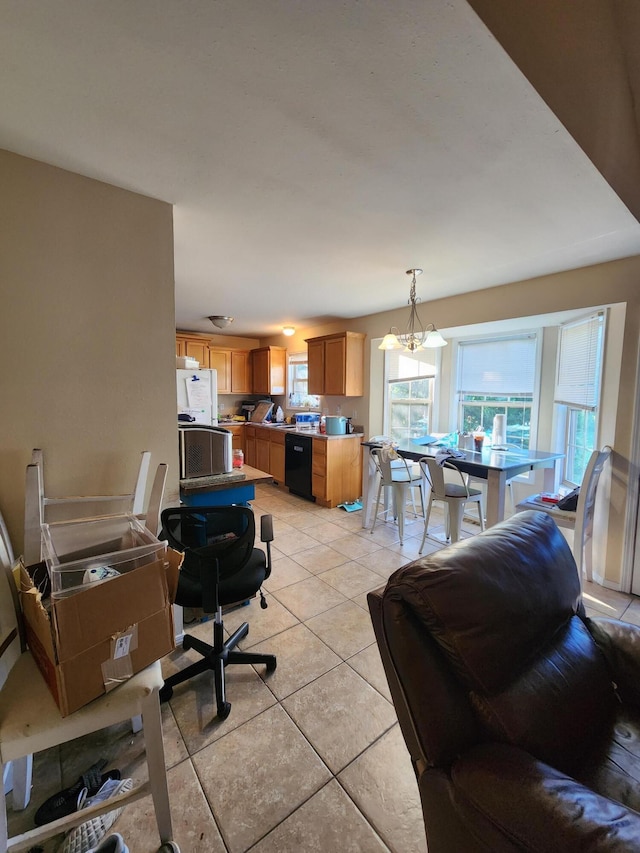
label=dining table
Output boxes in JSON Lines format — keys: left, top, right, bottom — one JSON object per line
{"left": 361, "top": 439, "right": 565, "bottom": 530}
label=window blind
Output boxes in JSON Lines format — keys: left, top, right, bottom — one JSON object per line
{"left": 387, "top": 350, "right": 437, "bottom": 381}
{"left": 457, "top": 335, "right": 536, "bottom": 395}
{"left": 554, "top": 313, "right": 604, "bottom": 410}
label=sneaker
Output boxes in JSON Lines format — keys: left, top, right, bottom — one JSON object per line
{"left": 86, "top": 834, "right": 129, "bottom": 853}
{"left": 34, "top": 759, "right": 121, "bottom": 826}
{"left": 57, "top": 778, "right": 133, "bottom": 853}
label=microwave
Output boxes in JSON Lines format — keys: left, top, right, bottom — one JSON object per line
{"left": 178, "top": 425, "right": 233, "bottom": 479}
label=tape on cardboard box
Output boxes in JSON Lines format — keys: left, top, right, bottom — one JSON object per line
{"left": 102, "top": 624, "right": 138, "bottom": 692}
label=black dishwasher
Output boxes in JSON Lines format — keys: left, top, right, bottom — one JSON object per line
{"left": 285, "top": 433, "right": 315, "bottom": 501}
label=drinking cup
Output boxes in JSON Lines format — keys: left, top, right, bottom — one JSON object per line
{"left": 473, "top": 434, "right": 484, "bottom": 453}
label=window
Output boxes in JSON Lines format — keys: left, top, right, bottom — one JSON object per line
{"left": 457, "top": 334, "right": 538, "bottom": 449}
{"left": 385, "top": 350, "right": 436, "bottom": 443}
{"left": 554, "top": 312, "right": 604, "bottom": 485}
{"left": 287, "top": 352, "right": 320, "bottom": 410}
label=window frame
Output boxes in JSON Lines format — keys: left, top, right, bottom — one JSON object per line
{"left": 287, "top": 352, "right": 320, "bottom": 411}
{"left": 553, "top": 311, "right": 605, "bottom": 486}
{"left": 454, "top": 331, "right": 541, "bottom": 454}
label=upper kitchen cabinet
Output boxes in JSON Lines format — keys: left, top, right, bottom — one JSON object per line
{"left": 208, "top": 348, "right": 232, "bottom": 393}
{"left": 176, "top": 333, "right": 210, "bottom": 368}
{"left": 251, "top": 346, "right": 287, "bottom": 396}
{"left": 209, "top": 348, "right": 251, "bottom": 394}
{"left": 230, "top": 350, "right": 252, "bottom": 393}
{"left": 306, "top": 331, "right": 366, "bottom": 396}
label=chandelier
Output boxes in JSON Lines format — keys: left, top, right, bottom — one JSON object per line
{"left": 378, "top": 269, "right": 447, "bottom": 352}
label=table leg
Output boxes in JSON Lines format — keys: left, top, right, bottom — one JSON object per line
{"left": 362, "top": 448, "right": 377, "bottom": 528}
{"left": 486, "top": 469, "right": 507, "bottom": 527}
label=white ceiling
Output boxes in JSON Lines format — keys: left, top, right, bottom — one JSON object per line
{"left": 2, "top": 0, "right": 639, "bottom": 338}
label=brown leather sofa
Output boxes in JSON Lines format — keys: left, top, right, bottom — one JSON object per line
{"left": 368, "top": 511, "right": 640, "bottom": 852}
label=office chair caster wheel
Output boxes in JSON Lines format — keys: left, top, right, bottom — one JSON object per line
{"left": 217, "top": 701, "right": 231, "bottom": 720}
{"left": 266, "top": 658, "right": 277, "bottom": 673}
{"left": 159, "top": 684, "right": 173, "bottom": 703}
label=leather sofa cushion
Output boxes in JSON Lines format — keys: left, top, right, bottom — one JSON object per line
{"left": 387, "top": 511, "right": 616, "bottom": 774}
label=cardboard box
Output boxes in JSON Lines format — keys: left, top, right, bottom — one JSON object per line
{"left": 20, "top": 548, "right": 182, "bottom": 716}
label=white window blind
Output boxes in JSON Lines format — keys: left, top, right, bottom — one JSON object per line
{"left": 387, "top": 350, "right": 437, "bottom": 381}
{"left": 554, "top": 313, "right": 604, "bottom": 410}
{"left": 457, "top": 335, "right": 536, "bottom": 394}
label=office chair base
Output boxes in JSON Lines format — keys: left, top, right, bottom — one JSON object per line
{"left": 159, "top": 621, "right": 277, "bottom": 717}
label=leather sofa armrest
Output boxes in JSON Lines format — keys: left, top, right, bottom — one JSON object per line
{"left": 451, "top": 742, "right": 640, "bottom": 852}
{"left": 587, "top": 616, "right": 640, "bottom": 707}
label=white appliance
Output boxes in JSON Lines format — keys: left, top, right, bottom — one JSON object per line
{"left": 176, "top": 369, "right": 218, "bottom": 425}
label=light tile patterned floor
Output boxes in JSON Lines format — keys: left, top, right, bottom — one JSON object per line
{"left": 8, "top": 483, "right": 638, "bottom": 852}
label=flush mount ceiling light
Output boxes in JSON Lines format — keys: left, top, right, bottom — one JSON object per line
{"left": 208, "top": 315, "right": 234, "bottom": 329}
{"left": 378, "top": 268, "right": 448, "bottom": 352}
{"left": 282, "top": 325, "right": 296, "bottom": 337}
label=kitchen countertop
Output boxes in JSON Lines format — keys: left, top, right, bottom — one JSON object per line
{"left": 218, "top": 420, "right": 363, "bottom": 440}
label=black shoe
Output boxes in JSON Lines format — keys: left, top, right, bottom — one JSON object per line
{"left": 34, "top": 759, "right": 121, "bottom": 826}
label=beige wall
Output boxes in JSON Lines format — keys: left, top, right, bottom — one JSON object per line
{"left": 0, "top": 149, "right": 178, "bottom": 553}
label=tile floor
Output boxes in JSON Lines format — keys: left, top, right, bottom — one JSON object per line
{"left": 9, "top": 484, "right": 639, "bottom": 853}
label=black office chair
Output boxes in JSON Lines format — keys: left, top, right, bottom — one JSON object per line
{"left": 159, "top": 505, "right": 277, "bottom": 719}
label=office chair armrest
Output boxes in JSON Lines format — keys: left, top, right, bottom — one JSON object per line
{"left": 451, "top": 742, "right": 640, "bottom": 852}
{"left": 260, "top": 514, "right": 274, "bottom": 580}
{"left": 587, "top": 616, "right": 640, "bottom": 708}
{"left": 260, "top": 514, "right": 274, "bottom": 543}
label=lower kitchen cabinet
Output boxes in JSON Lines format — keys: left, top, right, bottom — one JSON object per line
{"left": 244, "top": 425, "right": 256, "bottom": 467}
{"left": 255, "top": 429, "right": 270, "bottom": 473}
{"left": 224, "top": 424, "right": 244, "bottom": 453}
{"left": 269, "top": 429, "right": 286, "bottom": 484}
{"left": 312, "top": 436, "right": 362, "bottom": 508}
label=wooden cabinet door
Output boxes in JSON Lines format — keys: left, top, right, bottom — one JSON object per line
{"left": 323, "top": 337, "right": 347, "bottom": 396}
{"left": 176, "top": 339, "right": 185, "bottom": 357}
{"left": 185, "top": 339, "right": 210, "bottom": 369}
{"left": 256, "top": 434, "right": 270, "bottom": 472}
{"left": 270, "top": 431, "right": 286, "bottom": 483}
{"left": 244, "top": 426, "right": 256, "bottom": 467}
{"left": 226, "top": 425, "right": 245, "bottom": 452}
{"left": 209, "top": 349, "right": 231, "bottom": 394}
{"left": 251, "top": 349, "right": 270, "bottom": 395}
{"left": 231, "top": 350, "right": 251, "bottom": 393}
{"left": 307, "top": 339, "right": 325, "bottom": 395}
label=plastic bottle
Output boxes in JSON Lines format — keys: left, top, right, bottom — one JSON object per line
{"left": 319, "top": 416, "right": 326, "bottom": 434}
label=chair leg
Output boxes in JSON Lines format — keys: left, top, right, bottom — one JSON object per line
{"left": 370, "top": 481, "right": 383, "bottom": 534}
{"left": 419, "top": 493, "right": 434, "bottom": 554}
{"left": 11, "top": 755, "right": 32, "bottom": 810}
{"left": 141, "top": 689, "right": 173, "bottom": 845}
{"left": 449, "top": 503, "right": 464, "bottom": 543}
{"left": 393, "top": 483, "right": 406, "bottom": 544}
{"left": 477, "top": 498, "right": 485, "bottom": 532}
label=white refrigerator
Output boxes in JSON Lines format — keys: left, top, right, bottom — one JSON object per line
{"left": 176, "top": 369, "right": 218, "bottom": 425}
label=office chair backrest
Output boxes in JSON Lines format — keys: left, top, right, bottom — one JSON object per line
{"left": 160, "top": 505, "right": 256, "bottom": 583}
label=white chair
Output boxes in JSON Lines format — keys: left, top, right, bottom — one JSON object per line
{"left": 419, "top": 456, "right": 485, "bottom": 550}
{"left": 0, "top": 552, "right": 177, "bottom": 852}
{"left": 24, "top": 450, "right": 165, "bottom": 565}
{"left": 515, "top": 445, "right": 612, "bottom": 583}
{"left": 369, "top": 447, "right": 424, "bottom": 544}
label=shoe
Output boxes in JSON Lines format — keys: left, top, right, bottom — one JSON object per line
{"left": 57, "top": 778, "right": 133, "bottom": 853}
{"left": 34, "top": 759, "right": 121, "bottom": 826}
{"left": 86, "top": 834, "right": 129, "bottom": 853}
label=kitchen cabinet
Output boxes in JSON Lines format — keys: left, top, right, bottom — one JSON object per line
{"left": 208, "top": 348, "right": 231, "bottom": 393}
{"left": 255, "top": 428, "right": 271, "bottom": 473}
{"left": 224, "top": 424, "right": 245, "bottom": 453}
{"left": 230, "top": 350, "right": 251, "bottom": 393}
{"left": 176, "top": 334, "right": 211, "bottom": 368}
{"left": 251, "top": 346, "right": 287, "bottom": 396}
{"left": 305, "top": 331, "right": 366, "bottom": 396}
{"left": 244, "top": 425, "right": 256, "bottom": 467}
{"left": 312, "top": 436, "right": 362, "bottom": 508}
{"left": 269, "top": 429, "right": 286, "bottom": 484}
